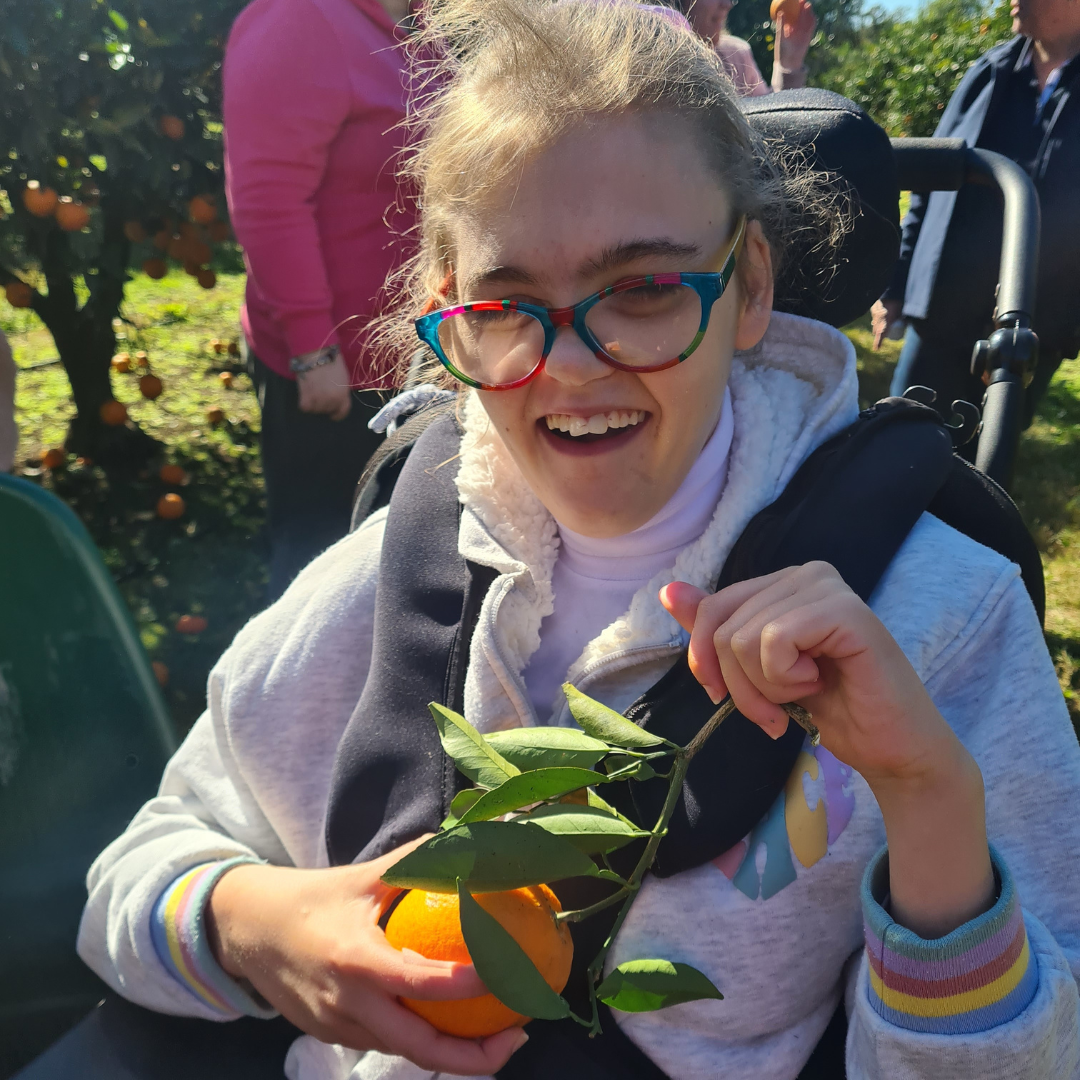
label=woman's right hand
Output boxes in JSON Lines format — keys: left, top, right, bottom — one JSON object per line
{"left": 205, "top": 840, "right": 529, "bottom": 1074}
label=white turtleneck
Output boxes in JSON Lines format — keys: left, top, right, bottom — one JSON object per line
{"left": 523, "top": 389, "right": 735, "bottom": 720}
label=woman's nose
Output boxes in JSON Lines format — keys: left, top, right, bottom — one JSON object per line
{"left": 542, "top": 325, "right": 612, "bottom": 387}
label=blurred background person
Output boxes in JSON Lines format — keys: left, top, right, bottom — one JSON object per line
{"left": 677, "top": 0, "right": 817, "bottom": 95}
{"left": 874, "top": 0, "right": 1080, "bottom": 427}
{"left": 223, "top": 0, "right": 413, "bottom": 602}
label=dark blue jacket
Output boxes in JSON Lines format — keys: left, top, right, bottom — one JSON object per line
{"left": 886, "top": 36, "right": 1080, "bottom": 356}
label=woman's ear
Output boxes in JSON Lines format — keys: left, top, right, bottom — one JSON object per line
{"left": 733, "top": 218, "right": 774, "bottom": 351}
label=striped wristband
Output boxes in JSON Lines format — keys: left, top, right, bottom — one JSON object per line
{"left": 862, "top": 844, "right": 1038, "bottom": 1034}
{"left": 150, "top": 858, "right": 277, "bottom": 1018}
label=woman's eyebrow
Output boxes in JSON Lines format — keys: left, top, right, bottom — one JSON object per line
{"left": 579, "top": 238, "right": 701, "bottom": 277}
{"left": 462, "top": 264, "right": 541, "bottom": 293}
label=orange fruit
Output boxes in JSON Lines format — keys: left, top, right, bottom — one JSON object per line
{"left": 770, "top": 0, "right": 801, "bottom": 20}
{"left": 183, "top": 261, "right": 201, "bottom": 277}
{"left": 197, "top": 268, "right": 217, "bottom": 290}
{"left": 166, "top": 235, "right": 191, "bottom": 262}
{"left": 99, "top": 400, "right": 128, "bottom": 426}
{"left": 384, "top": 884, "right": 572, "bottom": 1038}
{"left": 219, "top": 371, "right": 234, "bottom": 388}
{"left": 140, "top": 374, "right": 164, "bottom": 400}
{"left": 159, "top": 115, "right": 185, "bottom": 140}
{"left": 227, "top": 340, "right": 240, "bottom": 358}
{"left": 175, "top": 614, "right": 208, "bottom": 634}
{"left": 112, "top": 353, "right": 131, "bottom": 373}
{"left": 152, "top": 229, "right": 171, "bottom": 251}
{"left": 23, "top": 181, "right": 58, "bottom": 217}
{"left": 135, "top": 350, "right": 149, "bottom": 367}
{"left": 143, "top": 257, "right": 167, "bottom": 280}
{"left": 208, "top": 220, "right": 231, "bottom": 243}
{"left": 42, "top": 448, "right": 66, "bottom": 469}
{"left": 157, "top": 494, "right": 186, "bottom": 521}
{"left": 189, "top": 195, "right": 216, "bottom": 224}
{"left": 210, "top": 338, "right": 223, "bottom": 354}
{"left": 123, "top": 220, "right": 148, "bottom": 244}
{"left": 159, "top": 463, "right": 187, "bottom": 485}
{"left": 207, "top": 406, "right": 225, "bottom": 425}
{"left": 5, "top": 281, "right": 33, "bottom": 308}
{"left": 55, "top": 198, "right": 91, "bottom": 231}
{"left": 152, "top": 661, "right": 170, "bottom": 688}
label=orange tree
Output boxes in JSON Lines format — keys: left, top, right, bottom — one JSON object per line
{"left": 0, "top": 0, "right": 244, "bottom": 461}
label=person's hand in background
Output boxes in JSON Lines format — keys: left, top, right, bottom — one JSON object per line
{"left": 294, "top": 349, "right": 353, "bottom": 420}
{"left": 773, "top": 0, "right": 816, "bottom": 85}
{"left": 871, "top": 298, "right": 904, "bottom": 350}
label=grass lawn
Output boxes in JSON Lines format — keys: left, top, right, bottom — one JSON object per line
{"left": 6, "top": 273, "right": 1080, "bottom": 735}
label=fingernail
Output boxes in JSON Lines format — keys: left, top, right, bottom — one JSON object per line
{"left": 704, "top": 684, "right": 723, "bottom": 705}
{"left": 512, "top": 1030, "right": 530, "bottom": 1053}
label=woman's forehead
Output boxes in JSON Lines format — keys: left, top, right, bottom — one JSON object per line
{"left": 450, "top": 114, "right": 732, "bottom": 292}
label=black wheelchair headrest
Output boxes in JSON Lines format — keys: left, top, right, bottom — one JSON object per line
{"left": 740, "top": 89, "right": 901, "bottom": 328}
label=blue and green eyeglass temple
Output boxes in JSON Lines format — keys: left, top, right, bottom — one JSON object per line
{"left": 414, "top": 215, "right": 748, "bottom": 391}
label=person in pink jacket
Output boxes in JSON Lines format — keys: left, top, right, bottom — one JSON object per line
{"left": 223, "top": 0, "right": 413, "bottom": 601}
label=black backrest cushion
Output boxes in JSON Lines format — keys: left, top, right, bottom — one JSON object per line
{"left": 741, "top": 89, "right": 901, "bottom": 328}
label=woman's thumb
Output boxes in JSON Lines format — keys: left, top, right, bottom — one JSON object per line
{"left": 659, "top": 581, "right": 709, "bottom": 633}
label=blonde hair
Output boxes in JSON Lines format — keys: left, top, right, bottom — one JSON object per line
{"left": 373, "top": 0, "right": 846, "bottom": 384}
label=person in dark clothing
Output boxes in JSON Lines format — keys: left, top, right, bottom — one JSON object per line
{"left": 872, "top": 0, "right": 1080, "bottom": 427}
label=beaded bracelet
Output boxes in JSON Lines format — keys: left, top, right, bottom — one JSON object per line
{"left": 289, "top": 346, "right": 339, "bottom": 375}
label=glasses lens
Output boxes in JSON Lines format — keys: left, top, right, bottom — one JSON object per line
{"left": 584, "top": 281, "right": 703, "bottom": 367}
{"left": 436, "top": 306, "right": 546, "bottom": 387}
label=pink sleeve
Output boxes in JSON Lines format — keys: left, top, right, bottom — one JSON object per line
{"left": 715, "top": 36, "right": 771, "bottom": 98}
{"left": 223, "top": 2, "right": 350, "bottom": 358}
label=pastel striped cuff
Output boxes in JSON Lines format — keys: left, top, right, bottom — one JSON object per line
{"left": 862, "top": 844, "right": 1038, "bottom": 1034}
{"left": 151, "top": 858, "right": 276, "bottom": 1018}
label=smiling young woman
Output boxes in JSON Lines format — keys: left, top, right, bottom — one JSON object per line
{"left": 76, "top": 2, "right": 1080, "bottom": 1079}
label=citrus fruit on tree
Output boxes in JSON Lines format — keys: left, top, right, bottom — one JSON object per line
{"left": 152, "top": 661, "right": 169, "bottom": 688}
{"left": 22, "top": 181, "right": 58, "bottom": 217}
{"left": 152, "top": 230, "right": 171, "bottom": 251}
{"left": 5, "top": 281, "right": 33, "bottom": 308}
{"left": 139, "top": 374, "right": 164, "bottom": 400}
{"left": 208, "top": 220, "right": 232, "bottom": 243}
{"left": 197, "top": 268, "right": 217, "bottom": 290}
{"left": 159, "top": 463, "right": 187, "bottom": 485}
{"left": 157, "top": 493, "right": 186, "bottom": 520}
{"left": 207, "top": 406, "right": 225, "bottom": 424}
{"left": 384, "top": 884, "right": 572, "bottom": 1039}
{"left": 143, "top": 258, "right": 167, "bottom": 280}
{"left": 219, "top": 371, "right": 234, "bottom": 388}
{"left": 228, "top": 340, "right": 241, "bottom": 358}
{"left": 99, "top": 400, "right": 128, "bottom": 426}
{"left": 189, "top": 195, "right": 216, "bottom": 225}
{"left": 770, "top": 0, "right": 801, "bottom": 20}
{"left": 112, "top": 353, "right": 131, "bottom": 372}
{"left": 41, "top": 448, "right": 66, "bottom": 469}
{"left": 136, "top": 351, "right": 149, "bottom": 367}
{"left": 183, "top": 261, "right": 201, "bottom": 277}
{"left": 159, "top": 115, "right": 185, "bottom": 140}
{"left": 55, "top": 198, "right": 90, "bottom": 232}
{"left": 175, "top": 614, "right": 207, "bottom": 634}
{"left": 123, "top": 221, "right": 148, "bottom": 244}
{"left": 210, "top": 338, "right": 223, "bottom": 354}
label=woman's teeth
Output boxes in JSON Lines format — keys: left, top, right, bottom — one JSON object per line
{"left": 544, "top": 410, "right": 645, "bottom": 437}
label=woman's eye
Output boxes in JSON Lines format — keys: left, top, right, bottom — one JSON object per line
{"left": 609, "top": 283, "right": 685, "bottom": 313}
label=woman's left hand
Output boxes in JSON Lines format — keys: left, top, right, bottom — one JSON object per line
{"left": 661, "top": 562, "right": 995, "bottom": 937}
{"left": 661, "top": 562, "right": 952, "bottom": 786}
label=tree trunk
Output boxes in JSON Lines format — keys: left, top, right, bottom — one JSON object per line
{"left": 33, "top": 214, "right": 158, "bottom": 464}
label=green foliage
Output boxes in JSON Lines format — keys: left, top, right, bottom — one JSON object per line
{"left": 485, "top": 727, "right": 611, "bottom": 771}
{"left": 384, "top": 688, "right": 725, "bottom": 1035}
{"left": 457, "top": 881, "right": 573, "bottom": 1022}
{"left": 0, "top": 0, "right": 245, "bottom": 456}
{"left": 596, "top": 960, "right": 724, "bottom": 1013}
{"left": 816, "top": 0, "right": 1014, "bottom": 136}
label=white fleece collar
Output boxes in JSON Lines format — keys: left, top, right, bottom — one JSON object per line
{"left": 454, "top": 311, "right": 859, "bottom": 720}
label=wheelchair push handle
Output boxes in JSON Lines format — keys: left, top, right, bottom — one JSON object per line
{"left": 890, "top": 139, "right": 1042, "bottom": 488}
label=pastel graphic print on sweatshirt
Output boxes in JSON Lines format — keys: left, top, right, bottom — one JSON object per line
{"left": 713, "top": 739, "right": 856, "bottom": 900}
{"left": 862, "top": 845, "right": 1038, "bottom": 1033}
{"left": 150, "top": 857, "right": 273, "bottom": 1019}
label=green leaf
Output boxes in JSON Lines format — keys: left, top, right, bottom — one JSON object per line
{"left": 485, "top": 727, "right": 611, "bottom": 771}
{"left": 596, "top": 960, "right": 723, "bottom": 1013}
{"left": 457, "top": 767, "right": 609, "bottom": 825}
{"left": 441, "top": 788, "right": 484, "bottom": 829}
{"left": 605, "top": 755, "right": 658, "bottom": 781}
{"left": 381, "top": 820, "right": 601, "bottom": 893}
{"left": 516, "top": 804, "right": 649, "bottom": 854}
{"left": 429, "top": 703, "right": 520, "bottom": 789}
{"left": 563, "top": 685, "right": 669, "bottom": 749}
{"left": 457, "top": 879, "right": 570, "bottom": 1021}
